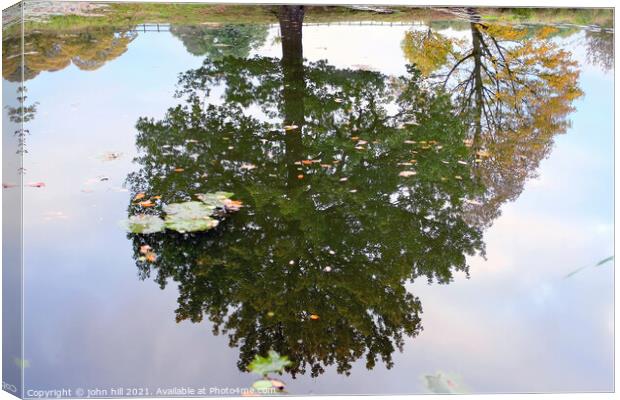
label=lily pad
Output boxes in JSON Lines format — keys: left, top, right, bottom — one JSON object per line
{"left": 251, "top": 380, "right": 273, "bottom": 391}
{"left": 163, "top": 201, "right": 219, "bottom": 233}
{"left": 195, "top": 191, "right": 234, "bottom": 209}
{"left": 248, "top": 350, "right": 291, "bottom": 377}
{"left": 124, "top": 214, "right": 165, "bottom": 234}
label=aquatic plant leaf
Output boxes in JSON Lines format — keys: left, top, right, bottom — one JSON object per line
{"left": 251, "top": 380, "right": 273, "bottom": 391}
{"left": 163, "top": 201, "right": 213, "bottom": 217}
{"left": 25, "top": 181, "right": 46, "bottom": 188}
{"left": 248, "top": 350, "right": 291, "bottom": 377}
{"left": 564, "top": 255, "right": 614, "bottom": 279}
{"left": 595, "top": 256, "right": 614, "bottom": 266}
{"left": 124, "top": 214, "right": 165, "bottom": 234}
{"left": 164, "top": 216, "right": 218, "bottom": 233}
{"left": 270, "top": 379, "right": 285, "bottom": 390}
{"left": 195, "top": 192, "right": 234, "bottom": 209}
{"left": 224, "top": 199, "right": 244, "bottom": 212}
{"left": 424, "top": 372, "right": 465, "bottom": 394}
{"left": 163, "top": 201, "right": 219, "bottom": 233}
{"left": 399, "top": 170, "right": 417, "bottom": 177}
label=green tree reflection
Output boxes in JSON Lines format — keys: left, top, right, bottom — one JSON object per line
{"left": 126, "top": 6, "right": 489, "bottom": 378}
{"left": 170, "top": 24, "right": 269, "bottom": 60}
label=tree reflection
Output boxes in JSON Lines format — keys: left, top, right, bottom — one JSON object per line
{"left": 585, "top": 30, "right": 613, "bottom": 72}
{"left": 402, "top": 10, "right": 583, "bottom": 226}
{"left": 127, "top": 6, "right": 486, "bottom": 377}
{"left": 170, "top": 24, "right": 268, "bottom": 60}
{"left": 2, "top": 27, "right": 136, "bottom": 82}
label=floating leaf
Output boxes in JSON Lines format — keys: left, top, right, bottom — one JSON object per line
{"left": 240, "top": 163, "right": 257, "bottom": 170}
{"left": 174, "top": 168, "right": 185, "bottom": 172}
{"left": 224, "top": 199, "right": 244, "bottom": 212}
{"left": 248, "top": 350, "right": 291, "bottom": 377}
{"left": 25, "top": 182, "right": 45, "bottom": 188}
{"left": 297, "top": 174, "right": 304, "bottom": 179}
{"left": 124, "top": 214, "right": 165, "bottom": 234}
{"left": 134, "top": 193, "right": 146, "bottom": 201}
{"left": 139, "top": 244, "right": 152, "bottom": 254}
{"left": 309, "top": 314, "right": 320, "bottom": 320}
{"left": 252, "top": 380, "right": 273, "bottom": 391}
{"left": 399, "top": 171, "right": 417, "bottom": 177}
{"left": 138, "top": 200, "right": 155, "bottom": 208}
{"left": 564, "top": 256, "right": 614, "bottom": 279}
{"left": 424, "top": 372, "right": 465, "bottom": 394}
{"left": 195, "top": 191, "right": 233, "bottom": 209}
{"left": 163, "top": 202, "right": 219, "bottom": 233}
{"left": 283, "top": 125, "right": 298, "bottom": 131}
{"left": 99, "top": 151, "right": 123, "bottom": 161}
{"left": 270, "top": 379, "right": 285, "bottom": 390}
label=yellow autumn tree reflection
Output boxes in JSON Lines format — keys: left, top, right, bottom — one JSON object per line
{"left": 401, "top": 29, "right": 457, "bottom": 76}
{"left": 403, "top": 14, "right": 583, "bottom": 226}
{"left": 2, "top": 28, "right": 137, "bottom": 82}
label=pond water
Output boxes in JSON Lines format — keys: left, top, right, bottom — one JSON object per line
{"left": 2, "top": 4, "right": 614, "bottom": 396}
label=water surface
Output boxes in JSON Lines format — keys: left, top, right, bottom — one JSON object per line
{"left": 2, "top": 4, "right": 614, "bottom": 396}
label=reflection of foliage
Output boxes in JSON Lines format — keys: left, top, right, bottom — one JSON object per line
{"left": 401, "top": 29, "right": 457, "bottom": 76}
{"left": 170, "top": 24, "right": 268, "bottom": 60}
{"left": 126, "top": 7, "right": 486, "bottom": 378}
{"left": 410, "top": 17, "right": 583, "bottom": 226}
{"left": 5, "top": 87, "right": 38, "bottom": 157}
{"left": 2, "top": 28, "right": 137, "bottom": 82}
{"left": 585, "top": 30, "right": 613, "bottom": 72}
